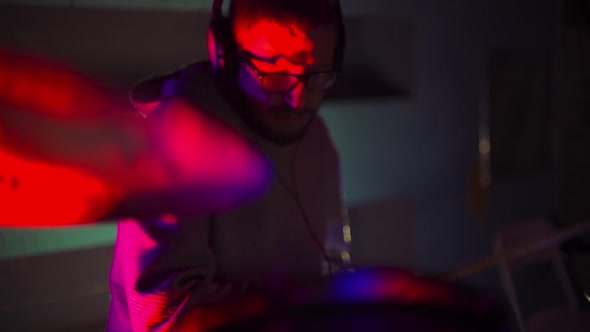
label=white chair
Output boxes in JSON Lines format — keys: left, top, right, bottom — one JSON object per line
{"left": 493, "top": 218, "right": 590, "bottom": 332}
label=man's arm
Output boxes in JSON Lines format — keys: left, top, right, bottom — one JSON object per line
{"left": 108, "top": 214, "right": 251, "bottom": 332}
{"left": 107, "top": 65, "right": 261, "bottom": 332}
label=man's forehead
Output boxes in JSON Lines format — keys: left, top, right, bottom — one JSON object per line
{"left": 234, "top": 19, "right": 317, "bottom": 65}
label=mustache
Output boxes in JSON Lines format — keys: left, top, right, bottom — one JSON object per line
{"left": 266, "top": 105, "right": 314, "bottom": 115}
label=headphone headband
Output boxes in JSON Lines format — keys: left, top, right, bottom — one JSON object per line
{"left": 209, "top": 0, "right": 345, "bottom": 74}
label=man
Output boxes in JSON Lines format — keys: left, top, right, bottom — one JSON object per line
{"left": 107, "top": 0, "right": 348, "bottom": 331}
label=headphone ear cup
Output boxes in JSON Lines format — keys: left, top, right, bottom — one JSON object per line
{"left": 207, "top": 26, "right": 221, "bottom": 73}
{"left": 207, "top": 16, "right": 235, "bottom": 75}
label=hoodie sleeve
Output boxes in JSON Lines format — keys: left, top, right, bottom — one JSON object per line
{"left": 108, "top": 213, "right": 260, "bottom": 332}
{"left": 107, "top": 65, "right": 258, "bottom": 332}
{"left": 128, "top": 70, "right": 184, "bottom": 118}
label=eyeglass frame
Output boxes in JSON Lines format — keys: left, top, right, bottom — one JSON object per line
{"left": 239, "top": 50, "right": 341, "bottom": 94}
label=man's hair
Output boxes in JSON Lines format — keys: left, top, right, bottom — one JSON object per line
{"left": 228, "top": 0, "right": 339, "bottom": 34}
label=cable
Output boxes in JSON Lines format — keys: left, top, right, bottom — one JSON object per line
{"left": 223, "top": 81, "right": 333, "bottom": 275}
{"left": 272, "top": 142, "right": 333, "bottom": 276}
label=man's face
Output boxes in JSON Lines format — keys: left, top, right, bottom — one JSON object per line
{"left": 233, "top": 19, "right": 338, "bottom": 145}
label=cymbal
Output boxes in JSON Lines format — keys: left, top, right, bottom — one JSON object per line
{"left": 441, "top": 221, "right": 590, "bottom": 280}
{"left": 0, "top": 49, "right": 272, "bottom": 227}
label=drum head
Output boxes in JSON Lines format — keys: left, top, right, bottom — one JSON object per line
{"left": 178, "top": 268, "right": 505, "bottom": 332}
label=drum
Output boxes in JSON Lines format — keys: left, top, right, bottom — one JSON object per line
{"left": 178, "top": 268, "right": 505, "bottom": 332}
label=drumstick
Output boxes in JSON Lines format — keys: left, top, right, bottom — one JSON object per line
{"left": 440, "top": 220, "right": 590, "bottom": 280}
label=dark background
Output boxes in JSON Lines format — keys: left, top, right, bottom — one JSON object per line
{"left": 1, "top": 0, "right": 588, "bottom": 331}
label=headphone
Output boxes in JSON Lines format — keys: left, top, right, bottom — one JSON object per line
{"left": 207, "top": 0, "right": 346, "bottom": 77}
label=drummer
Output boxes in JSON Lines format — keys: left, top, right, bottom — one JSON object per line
{"left": 107, "top": 0, "right": 348, "bottom": 331}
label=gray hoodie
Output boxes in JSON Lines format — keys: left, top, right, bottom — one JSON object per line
{"left": 107, "top": 62, "right": 346, "bottom": 332}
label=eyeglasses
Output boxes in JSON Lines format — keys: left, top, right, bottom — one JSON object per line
{"left": 240, "top": 50, "right": 340, "bottom": 94}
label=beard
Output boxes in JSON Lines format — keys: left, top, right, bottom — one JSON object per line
{"left": 226, "top": 86, "right": 318, "bottom": 146}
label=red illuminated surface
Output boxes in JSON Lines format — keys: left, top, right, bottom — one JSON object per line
{"left": 0, "top": 49, "right": 114, "bottom": 118}
{"left": 146, "top": 99, "right": 268, "bottom": 189}
{"left": 231, "top": 17, "right": 338, "bottom": 140}
{"left": 0, "top": 136, "right": 123, "bottom": 226}
{"left": 116, "top": 218, "right": 182, "bottom": 332}
{"left": 0, "top": 49, "right": 271, "bottom": 227}
{"left": 233, "top": 19, "right": 319, "bottom": 112}
{"left": 117, "top": 218, "right": 270, "bottom": 332}
{"left": 331, "top": 269, "right": 472, "bottom": 309}
{"left": 0, "top": 49, "right": 129, "bottom": 226}
{"left": 0, "top": 98, "right": 270, "bottom": 226}
{"left": 176, "top": 294, "right": 269, "bottom": 332}
{"left": 234, "top": 20, "right": 316, "bottom": 66}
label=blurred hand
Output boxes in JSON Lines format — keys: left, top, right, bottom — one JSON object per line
{"left": 0, "top": 49, "right": 271, "bottom": 226}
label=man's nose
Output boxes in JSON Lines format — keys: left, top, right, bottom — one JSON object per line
{"left": 283, "top": 82, "right": 306, "bottom": 110}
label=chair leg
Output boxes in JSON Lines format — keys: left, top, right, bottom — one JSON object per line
{"left": 553, "top": 255, "right": 579, "bottom": 308}
{"left": 498, "top": 262, "right": 527, "bottom": 332}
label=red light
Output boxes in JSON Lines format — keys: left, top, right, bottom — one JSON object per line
{"left": 0, "top": 49, "right": 114, "bottom": 118}
{"left": 0, "top": 49, "right": 272, "bottom": 227}
{"left": 234, "top": 19, "right": 316, "bottom": 66}
{"left": 0, "top": 145, "right": 123, "bottom": 226}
